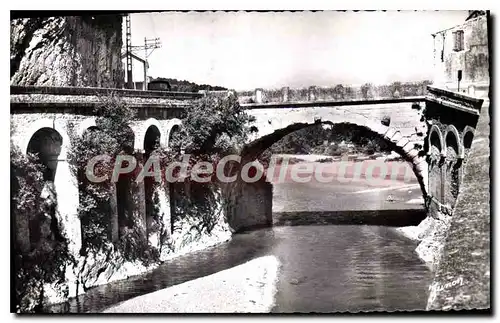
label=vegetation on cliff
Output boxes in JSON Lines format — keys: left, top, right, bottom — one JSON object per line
{"left": 155, "top": 93, "right": 256, "bottom": 235}
{"left": 11, "top": 143, "right": 72, "bottom": 312}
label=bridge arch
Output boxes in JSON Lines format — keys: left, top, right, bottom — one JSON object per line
{"left": 142, "top": 122, "right": 163, "bottom": 241}
{"left": 144, "top": 124, "right": 162, "bottom": 153}
{"left": 165, "top": 118, "right": 183, "bottom": 150}
{"left": 461, "top": 126, "right": 475, "bottom": 159}
{"left": 22, "top": 123, "right": 72, "bottom": 251}
{"left": 131, "top": 118, "right": 165, "bottom": 151}
{"left": 428, "top": 125, "right": 445, "bottom": 157}
{"left": 27, "top": 127, "right": 63, "bottom": 181}
{"left": 242, "top": 119, "right": 428, "bottom": 198}
{"left": 20, "top": 118, "right": 71, "bottom": 161}
{"left": 443, "top": 125, "right": 461, "bottom": 207}
{"left": 444, "top": 125, "right": 463, "bottom": 159}
{"left": 76, "top": 118, "right": 97, "bottom": 138}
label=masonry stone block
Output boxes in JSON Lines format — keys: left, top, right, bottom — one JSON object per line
{"left": 227, "top": 179, "right": 273, "bottom": 232}
{"left": 384, "top": 127, "right": 397, "bottom": 139}
{"left": 390, "top": 131, "right": 403, "bottom": 143}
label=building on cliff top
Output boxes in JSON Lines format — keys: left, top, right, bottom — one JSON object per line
{"left": 431, "top": 11, "right": 489, "bottom": 99}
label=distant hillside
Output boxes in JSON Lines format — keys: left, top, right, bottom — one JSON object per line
{"left": 150, "top": 77, "right": 228, "bottom": 92}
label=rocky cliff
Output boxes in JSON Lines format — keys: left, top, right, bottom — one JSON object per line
{"left": 11, "top": 15, "right": 124, "bottom": 88}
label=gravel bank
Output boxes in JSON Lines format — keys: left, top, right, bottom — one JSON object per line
{"left": 102, "top": 255, "right": 281, "bottom": 313}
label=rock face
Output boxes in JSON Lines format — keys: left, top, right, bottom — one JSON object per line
{"left": 11, "top": 15, "right": 124, "bottom": 88}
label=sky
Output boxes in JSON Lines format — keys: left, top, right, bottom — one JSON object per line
{"left": 124, "top": 10, "right": 469, "bottom": 91}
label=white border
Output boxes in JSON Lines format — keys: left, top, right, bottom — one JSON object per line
{"left": 3, "top": 2, "right": 497, "bottom": 321}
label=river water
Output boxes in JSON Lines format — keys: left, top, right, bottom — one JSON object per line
{"left": 47, "top": 223, "right": 431, "bottom": 313}
{"left": 46, "top": 159, "right": 431, "bottom": 313}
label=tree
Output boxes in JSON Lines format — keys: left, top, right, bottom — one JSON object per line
{"left": 156, "top": 92, "right": 256, "bottom": 233}
{"left": 180, "top": 93, "right": 255, "bottom": 156}
{"left": 389, "top": 81, "right": 402, "bottom": 98}
{"left": 361, "top": 83, "right": 374, "bottom": 99}
{"left": 333, "top": 84, "right": 345, "bottom": 100}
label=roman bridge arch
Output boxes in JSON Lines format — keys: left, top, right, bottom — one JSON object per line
{"left": 242, "top": 120, "right": 428, "bottom": 190}
{"left": 225, "top": 98, "right": 430, "bottom": 232}
{"left": 228, "top": 88, "right": 484, "bottom": 232}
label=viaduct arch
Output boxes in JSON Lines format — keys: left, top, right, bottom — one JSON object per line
{"left": 11, "top": 113, "right": 184, "bottom": 255}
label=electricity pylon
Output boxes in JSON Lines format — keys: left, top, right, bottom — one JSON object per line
{"left": 124, "top": 14, "right": 162, "bottom": 90}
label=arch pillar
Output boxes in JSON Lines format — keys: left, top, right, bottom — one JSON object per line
{"left": 164, "top": 118, "right": 183, "bottom": 149}
{"left": 443, "top": 125, "right": 461, "bottom": 209}
{"left": 52, "top": 120, "right": 82, "bottom": 257}
{"left": 141, "top": 121, "right": 171, "bottom": 247}
{"left": 17, "top": 118, "right": 82, "bottom": 257}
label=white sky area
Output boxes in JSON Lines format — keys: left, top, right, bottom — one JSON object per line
{"left": 124, "top": 11, "right": 469, "bottom": 91}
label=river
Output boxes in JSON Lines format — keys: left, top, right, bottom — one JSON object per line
{"left": 47, "top": 224, "right": 431, "bottom": 313}
{"left": 46, "top": 159, "right": 432, "bottom": 313}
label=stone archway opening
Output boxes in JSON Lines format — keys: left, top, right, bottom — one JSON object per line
{"left": 463, "top": 130, "right": 474, "bottom": 155}
{"left": 143, "top": 125, "right": 161, "bottom": 240}
{"left": 166, "top": 123, "right": 186, "bottom": 234}
{"left": 428, "top": 128, "right": 444, "bottom": 203}
{"left": 26, "top": 127, "right": 63, "bottom": 250}
{"left": 230, "top": 121, "right": 427, "bottom": 232}
{"left": 27, "top": 128, "right": 63, "bottom": 181}
{"left": 167, "top": 124, "right": 183, "bottom": 152}
{"left": 445, "top": 131, "right": 460, "bottom": 206}
{"left": 115, "top": 126, "right": 137, "bottom": 240}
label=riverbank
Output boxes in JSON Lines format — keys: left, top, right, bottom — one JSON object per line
{"left": 395, "top": 214, "right": 452, "bottom": 271}
{"left": 43, "top": 216, "right": 232, "bottom": 312}
{"left": 103, "top": 255, "right": 281, "bottom": 313}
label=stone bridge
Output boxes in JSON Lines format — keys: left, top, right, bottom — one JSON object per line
{"left": 229, "top": 87, "right": 484, "bottom": 231}
{"left": 10, "top": 84, "right": 484, "bottom": 271}
{"left": 10, "top": 86, "right": 198, "bottom": 257}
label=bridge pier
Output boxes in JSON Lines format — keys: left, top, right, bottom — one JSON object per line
{"left": 254, "top": 88, "right": 264, "bottom": 104}
{"left": 282, "top": 87, "right": 289, "bottom": 102}
{"left": 147, "top": 182, "right": 171, "bottom": 249}
{"left": 130, "top": 153, "right": 148, "bottom": 241}
{"left": 109, "top": 184, "right": 120, "bottom": 244}
{"left": 227, "top": 178, "right": 273, "bottom": 232}
{"left": 54, "top": 158, "right": 82, "bottom": 256}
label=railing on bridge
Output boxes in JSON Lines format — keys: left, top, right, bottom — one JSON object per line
{"left": 10, "top": 85, "right": 204, "bottom": 100}
{"left": 240, "top": 96, "right": 426, "bottom": 109}
{"left": 10, "top": 85, "right": 203, "bottom": 114}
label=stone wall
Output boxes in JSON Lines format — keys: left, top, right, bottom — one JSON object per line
{"left": 11, "top": 15, "right": 124, "bottom": 88}
{"left": 226, "top": 179, "right": 273, "bottom": 232}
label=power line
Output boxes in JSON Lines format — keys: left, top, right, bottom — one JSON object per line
{"left": 124, "top": 14, "right": 162, "bottom": 90}
{"left": 125, "top": 14, "right": 133, "bottom": 89}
